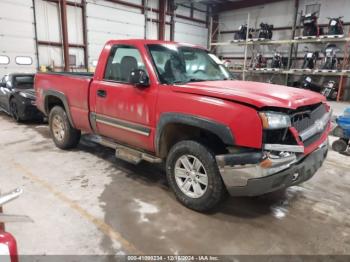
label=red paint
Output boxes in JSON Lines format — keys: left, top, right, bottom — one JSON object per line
{"left": 289, "top": 126, "right": 304, "bottom": 147}
{"left": 35, "top": 39, "right": 329, "bottom": 154}
{"left": 304, "top": 123, "right": 331, "bottom": 155}
{"left": 0, "top": 231, "right": 18, "bottom": 262}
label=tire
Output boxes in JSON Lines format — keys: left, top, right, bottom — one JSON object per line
{"left": 332, "top": 139, "right": 348, "bottom": 153}
{"left": 10, "top": 98, "right": 21, "bottom": 122}
{"left": 166, "top": 140, "right": 226, "bottom": 212}
{"left": 49, "top": 106, "right": 81, "bottom": 149}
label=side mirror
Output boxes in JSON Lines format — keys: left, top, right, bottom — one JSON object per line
{"left": 130, "top": 69, "right": 149, "bottom": 87}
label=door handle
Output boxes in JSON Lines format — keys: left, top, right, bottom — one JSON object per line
{"left": 97, "top": 89, "right": 107, "bottom": 98}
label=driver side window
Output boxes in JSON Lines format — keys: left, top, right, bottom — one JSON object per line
{"left": 104, "top": 45, "right": 146, "bottom": 83}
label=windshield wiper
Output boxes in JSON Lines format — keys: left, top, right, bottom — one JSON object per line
{"left": 188, "top": 78, "right": 207, "bottom": 82}
{"left": 172, "top": 78, "right": 226, "bottom": 84}
{"left": 172, "top": 79, "right": 205, "bottom": 84}
{"left": 172, "top": 80, "right": 187, "bottom": 84}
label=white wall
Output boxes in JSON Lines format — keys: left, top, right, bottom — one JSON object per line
{"left": 86, "top": 0, "right": 209, "bottom": 67}
{"left": 0, "top": 0, "right": 37, "bottom": 76}
{"left": 35, "top": 0, "right": 85, "bottom": 69}
{"left": 174, "top": 3, "right": 208, "bottom": 47}
{"left": 0, "top": 0, "right": 209, "bottom": 75}
{"left": 86, "top": 0, "right": 146, "bottom": 67}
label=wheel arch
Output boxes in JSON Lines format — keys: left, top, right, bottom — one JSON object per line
{"left": 8, "top": 94, "right": 15, "bottom": 104}
{"left": 8, "top": 94, "right": 16, "bottom": 113}
{"left": 43, "top": 90, "right": 75, "bottom": 128}
{"left": 155, "top": 113, "right": 235, "bottom": 158}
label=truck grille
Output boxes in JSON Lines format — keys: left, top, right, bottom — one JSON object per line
{"left": 290, "top": 103, "right": 327, "bottom": 133}
{"left": 262, "top": 103, "right": 328, "bottom": 148}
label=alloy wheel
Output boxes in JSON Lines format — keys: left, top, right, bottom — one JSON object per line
{"left": 52, "top": 115, "right": 65, "bottom": 141}
{"left": 174, "top": 155, "right": 208, "bottom": 198}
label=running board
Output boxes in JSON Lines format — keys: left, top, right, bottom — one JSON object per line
{"left": 87, "top": 135, "right": 162, "bottom": 164}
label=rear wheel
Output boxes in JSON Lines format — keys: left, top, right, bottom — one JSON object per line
{"left": 332, "top": 138, "right": 348, "bottom": 153}
{"left": 166, "top": 140, "right": 226, "bottom": 212}
{"left": 10, "top": 99, "right": 21, "bottom": 122}
{"left": 49, "top": 106, "right": 81, "bottom": 149}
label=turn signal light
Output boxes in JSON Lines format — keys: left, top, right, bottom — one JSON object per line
{"left": 260, "top": 158, "right": 272, "bottom": 168}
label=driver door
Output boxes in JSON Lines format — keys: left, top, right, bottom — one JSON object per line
{"left": 90, "top": 45, "right": 158, "bottom": 152}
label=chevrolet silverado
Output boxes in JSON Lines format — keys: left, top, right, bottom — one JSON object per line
{"left": 35, "top": 39, "right": 331, "bottom": 211}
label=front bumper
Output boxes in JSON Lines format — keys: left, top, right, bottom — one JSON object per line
{"left": 216, "top": 139, "right": 328, "bottom": 196}
{"left": 18, "top": 100, "right": 44, "bottom": 120}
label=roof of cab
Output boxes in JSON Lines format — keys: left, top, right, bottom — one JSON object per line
{"left": 105, "top": 39, "right": 206, "bottom": 50}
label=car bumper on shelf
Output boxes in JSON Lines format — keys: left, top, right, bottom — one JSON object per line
{"left": 216, "top": 138, "right": 328, "bottom": 196}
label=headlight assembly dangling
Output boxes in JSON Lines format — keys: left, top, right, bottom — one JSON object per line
{"left": 259, "top": 112, "right": 291, "bottom": 130}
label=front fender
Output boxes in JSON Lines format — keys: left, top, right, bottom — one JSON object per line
{"left": 155, "top": 113, "right": 235, "bottom": 155}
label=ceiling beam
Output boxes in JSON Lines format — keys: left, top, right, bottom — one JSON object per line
{"left": 213, "top": 0, "right": 288, "bottom": 13}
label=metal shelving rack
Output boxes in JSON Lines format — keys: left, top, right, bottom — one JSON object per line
{"left": 211, "top": 29, "right": 350, "bottom": 101}
{"left": 230, "top": 68, "right": 350, "bottom": 76}
{"left": 211, "top": 36, "right": 350, "bottom": 46}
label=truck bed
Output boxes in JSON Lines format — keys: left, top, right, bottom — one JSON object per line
{"left": 35, "top": 72, "right": 94, "bottom": 133}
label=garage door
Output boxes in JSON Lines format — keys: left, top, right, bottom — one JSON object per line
{"left": 0, "top": 0, "right": 37, "bottom": 76}
{"left": 86, "top": 0, "right": 145, "bottom": 67}
{"left": 175, "top": 19, "right": 208, "bottom": 48}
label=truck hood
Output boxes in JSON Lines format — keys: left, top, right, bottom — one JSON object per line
{"left": 172, "top": 80, "right": 325, "bottom": 109}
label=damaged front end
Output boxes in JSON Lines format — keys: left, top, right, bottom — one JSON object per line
{"left": 216, "top": 103, "right": 331, "bottom": 196}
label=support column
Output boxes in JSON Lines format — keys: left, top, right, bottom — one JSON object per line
{"left": 210, "top": 14, "right": 219, "bottom": 53}
{"left": 285, "top": 0, "right": 299, "bottom": 85}
{"left": 60, "top": 0, "right": 70, "bottom": 71}
{"left": 158, "top": 0, "right": 166, "bottom": 40}
{"left": 169, "top": 0, "right": 176, "bottom": 41}
{"left": 82, "top": 0, "right": 88, "bottom": 70}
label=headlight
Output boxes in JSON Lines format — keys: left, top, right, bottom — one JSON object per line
{"left": 259, "top": 112, "right": 291, "bottom": 130}
{"left": 19, "top": 92, "right": 28, "bottom": 98}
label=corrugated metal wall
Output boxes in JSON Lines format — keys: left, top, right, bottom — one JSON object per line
{"left": 174, "top": 4, "right": 208, "bottom": 47}
{"left": 0, "top": 0, "right": 37, "bottom": 76}
{"left": 86, "top": 0, "right": 145, "bottom": 67}
{"left": 0, "top": 0, "right": 209, "bottom": 75}
{"left": 35, "top": 0, "right": 85, "bottom": 69}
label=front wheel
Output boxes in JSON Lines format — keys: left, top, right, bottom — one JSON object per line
{"left": 166, "top": 140, "right": 226, "bottom": 212}
{"left": 10, "top": 99, "right": 21, "bottom": 122}
{"left": 49, "top": 106, "right": 81, "bottom": 149}
{"left": 332, "top": 138, "right": 348, "bottom": 153}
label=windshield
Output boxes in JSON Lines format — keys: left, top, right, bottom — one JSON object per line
{"left": 13, "top": 75, "right": 34, "bottom": 89}
{"left": 147, "top": 44, "right": 232, "bottom": 84}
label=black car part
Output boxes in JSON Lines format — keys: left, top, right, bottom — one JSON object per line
{"left": 321, "top": 80, "right": 338, "bottom": 100}
{"left": 321, "top": 44, "right": 340, "bottom": 70}
{"left": 258, "top": 23, "right": 273, "bottom": 39}
{"left": 300, "top": 76, "right": 322, "bottom": 93}
{"left": 302, "top": 12, "right": 322, "bottom": 36}
{"left": 302, "top": 50, "right": 319, "bottom": 69}
{"left": 327, "top": 16, "right": 344, "bottom": 35}
{"left": 234, "top": 24, "right": 253, "bottom": 40}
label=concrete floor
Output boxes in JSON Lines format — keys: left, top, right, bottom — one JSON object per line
{"left": 0, "top": 103, "right": 350, "bottom": 255}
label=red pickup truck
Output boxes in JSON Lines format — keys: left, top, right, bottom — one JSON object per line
{"left": 35, "top": 39, "right": 331, "bottom": 211}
